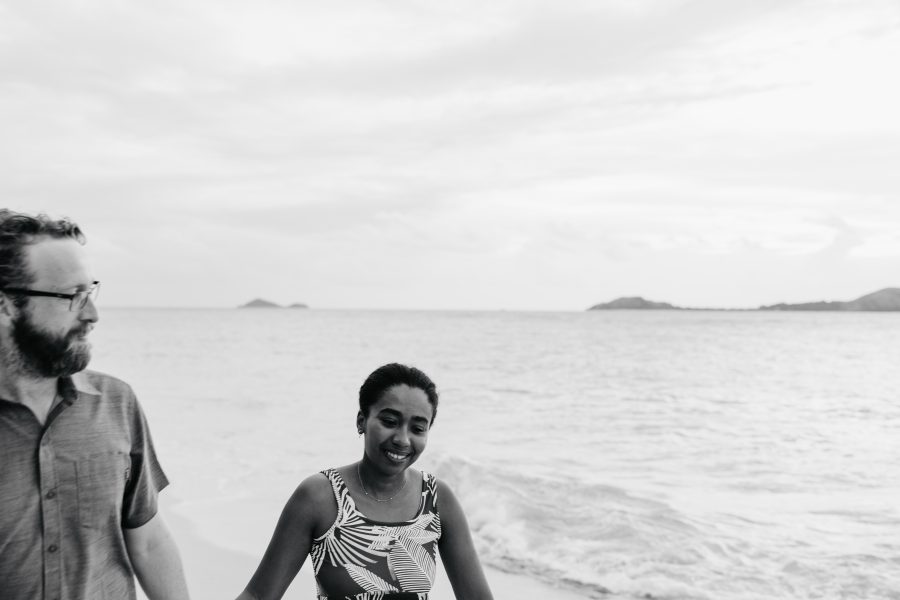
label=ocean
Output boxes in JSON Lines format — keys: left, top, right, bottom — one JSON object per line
{"left": 89, "top": 308, "right": 900, "bottom": 600}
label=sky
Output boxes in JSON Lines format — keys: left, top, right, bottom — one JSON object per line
{"left": 1, "top": 0, "right": 899, "bottom": 310}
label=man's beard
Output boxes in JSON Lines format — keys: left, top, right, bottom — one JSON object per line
{"left": 11, "top": 311, "right": 91, "bottom": 378}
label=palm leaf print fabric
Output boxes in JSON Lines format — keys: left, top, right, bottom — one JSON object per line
{"left": 311, "top": 469, "right": 442, "bottom": 600}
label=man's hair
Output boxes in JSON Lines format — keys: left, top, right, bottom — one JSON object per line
{"left": 0, "top": 210, "right": 85, "bottom": 306}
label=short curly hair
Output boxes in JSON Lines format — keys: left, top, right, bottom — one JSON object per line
{"left": 0, "top": 209, "right": 85, "bottom": 307}
{"left": 359, "top": 363, "right": 439, "bottom": 424}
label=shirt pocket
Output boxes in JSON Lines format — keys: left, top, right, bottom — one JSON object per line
{"left": 75, "top": 451, "right": 130, "bottom": 531}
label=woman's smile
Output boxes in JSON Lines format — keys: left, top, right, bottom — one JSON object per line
{"left": 385, "top": 449, "right": 411, "bottom": 463}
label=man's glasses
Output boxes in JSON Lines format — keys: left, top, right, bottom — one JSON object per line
{"left": 1, "top": 281, "right": 101, "bottom": 312}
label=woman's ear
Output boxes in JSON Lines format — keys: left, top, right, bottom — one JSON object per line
{"left": 356, "top": 411, "right": 365, "bottom": 434}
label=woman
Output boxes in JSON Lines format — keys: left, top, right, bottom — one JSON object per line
{"left": 236, "top": 363, "right": 494, "bottom": 600}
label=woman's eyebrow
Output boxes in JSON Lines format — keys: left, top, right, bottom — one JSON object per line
{"left": 377, "top": 409, "right": 430, "bottom": 422}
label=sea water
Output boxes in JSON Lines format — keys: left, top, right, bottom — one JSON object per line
{"left": 89, "top": 309, "right": 900, "bottom": 600}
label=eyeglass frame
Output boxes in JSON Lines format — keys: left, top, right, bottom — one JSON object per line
{"left": 0, "top": 281, "right": 101, "bottom": 312}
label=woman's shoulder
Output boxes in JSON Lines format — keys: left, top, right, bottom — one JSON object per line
{"left": 281, "top": 470, "right": 341, "bottom": 539}
{"left": 430, "top": 476, "right": 465, "bottom": 515}
{"left": 429, "top": 473, "right": 451, "bottom": 494}
{"left": 287, "top": 470, "right": 339, "bottom": 510}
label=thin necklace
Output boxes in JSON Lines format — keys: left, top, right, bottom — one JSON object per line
{"left": 357, "top": 462, "right": 407, "bottom": 503}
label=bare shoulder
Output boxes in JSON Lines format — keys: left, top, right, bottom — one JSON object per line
{"left": 282, "top": 472, "right": 338, "bottom": 538}
{"left": 293, "top": 472, "right": 335, "bottom": 505}
{"left": 433, "top": 477, "right": 468, "bottom": 527}
{"left": 433, "top": 476, "right": 459, "bottom": 503}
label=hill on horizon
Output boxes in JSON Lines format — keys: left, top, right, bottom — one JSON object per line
{"left": 588, "top": 288, "right": 900, "bottom": 311}
{"left": 238, "top": 298, "right": 308, "bottom": 309}
{"left": 588, "top": 297, "right": 679, "bottom": 310}
{"left": 759, "top": 287, "right": 900, "bottom": 311}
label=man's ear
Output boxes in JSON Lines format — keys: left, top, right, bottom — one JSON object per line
{"left": 356, "top": 411, "right": 365, "bottom": 434}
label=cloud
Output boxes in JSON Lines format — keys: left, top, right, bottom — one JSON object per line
{"left": 2, "top": 0, "right": 899, "bottom": 308}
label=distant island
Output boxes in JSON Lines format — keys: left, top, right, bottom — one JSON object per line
{"left": 589, "top": 288, "right": 900, "bottom": 312}
{"left": 589, "top": 297, "right": 678, "bottom": 310}
{"left": 759, "top": 288, "right": 900, "bottom": 311}
{"left": 238, "top": 298, "right": 308, "bottom": 309}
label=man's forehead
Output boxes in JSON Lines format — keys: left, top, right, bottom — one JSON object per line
{"left": 25, "top": 237, "right": 92, "bottom": 288}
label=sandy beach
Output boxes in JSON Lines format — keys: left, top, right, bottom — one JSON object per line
{"left": 148, "top": 494, "right": 588, "bottom": 600}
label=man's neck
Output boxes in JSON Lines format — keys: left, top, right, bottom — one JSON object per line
{"left": 0, "top": 364, "right": 60, "bottom": 425}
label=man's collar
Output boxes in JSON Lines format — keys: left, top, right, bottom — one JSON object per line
{"left": 61, "top": 371, "right": 100, "bottom": 399}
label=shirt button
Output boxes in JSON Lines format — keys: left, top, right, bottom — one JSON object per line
{"left": 48, "top": 544, "right": 58, "bottom": 553}
{"left": 46, "top": 490, "right": 57, "bottom": 499}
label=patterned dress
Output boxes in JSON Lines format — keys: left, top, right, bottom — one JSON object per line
{"left": 310, "top": 468, "right": 442, "bottom": 600}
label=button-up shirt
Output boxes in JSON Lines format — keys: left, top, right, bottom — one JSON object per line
{"left": 0, "top": 370, "right": 169, "bottom": 600}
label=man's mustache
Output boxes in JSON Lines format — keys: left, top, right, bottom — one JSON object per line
{"left": 66, "top": 325, "right": 92, "bottom": 340}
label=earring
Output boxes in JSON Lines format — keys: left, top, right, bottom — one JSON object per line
{"left": 358, "top": 429, "right": 364, "bottom": 436}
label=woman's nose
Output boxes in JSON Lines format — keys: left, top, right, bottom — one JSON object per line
{"left": 392, "top": 428, "right": 410, "bottom": 446}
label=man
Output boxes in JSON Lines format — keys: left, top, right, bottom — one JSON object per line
{"left": 0, "top": 209, "right": 190, "bottom": 600}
